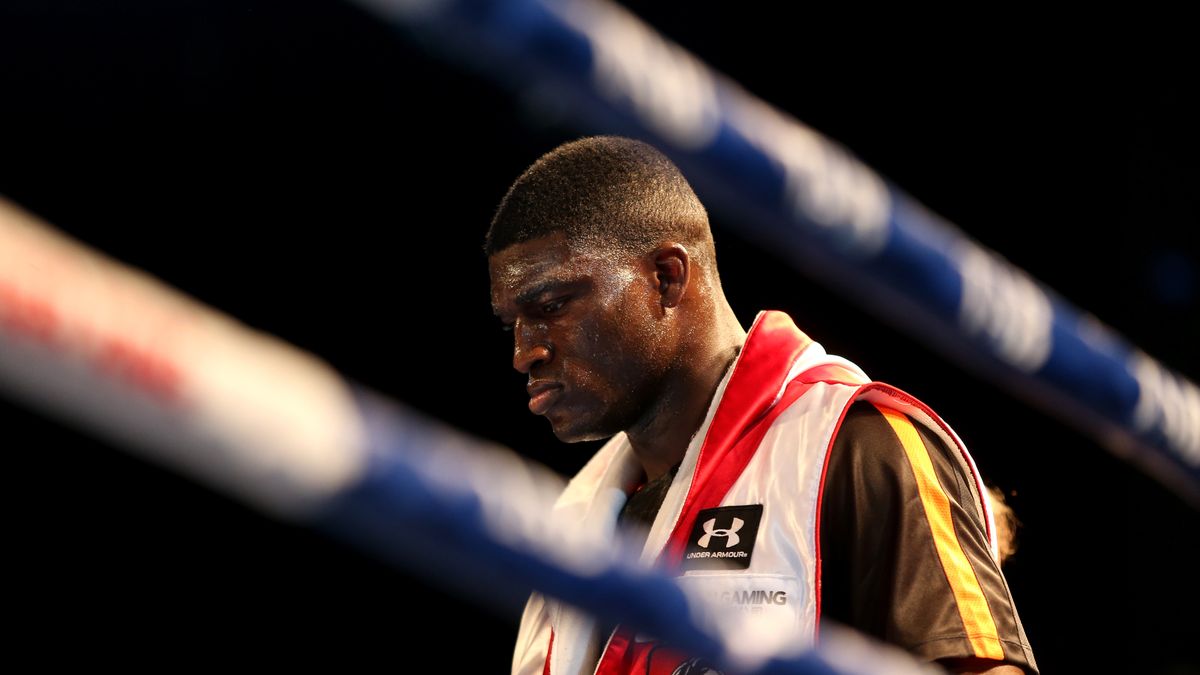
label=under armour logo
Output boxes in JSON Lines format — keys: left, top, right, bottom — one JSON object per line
{"left": 683, "top": 505, "right": 762, "bottom": 570}
{"left": 697, "top": 517, "right": 744, "bottom": 548}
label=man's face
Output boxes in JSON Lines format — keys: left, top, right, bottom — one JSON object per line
{"left": 489, "top": 232, "right": 668, "bottom": 442}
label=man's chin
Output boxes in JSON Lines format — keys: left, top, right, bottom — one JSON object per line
{"left": 546, "top": 416, "right": 613, "bottom": 443}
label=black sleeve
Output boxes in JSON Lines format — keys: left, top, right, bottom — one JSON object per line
{"left": 819, "top": 401, "right": 1038, "bottom": 674}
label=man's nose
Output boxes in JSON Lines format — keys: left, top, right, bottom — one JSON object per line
{"left": 513, "top": 322, "right": 552, "bottom": 374}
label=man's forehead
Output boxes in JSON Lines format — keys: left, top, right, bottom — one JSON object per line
{"left": 492, "top": 231, "right": 591, "bottom": 278}
{"left": 490, "top": 247, "right": 572, "bottom": 285}
{"left": 488, "top": 235, "right": 623, "bottom": 311}
{"left": 490, "top": 260, "right": 585, "bottom": 311}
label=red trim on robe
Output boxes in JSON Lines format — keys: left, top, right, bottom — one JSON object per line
{"left": 549, "top": 311, "right": 868, "bottom": 674}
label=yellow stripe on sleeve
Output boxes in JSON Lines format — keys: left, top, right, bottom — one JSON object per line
{"left": 875, "top": 405, "right": 1005, "bottom": 661}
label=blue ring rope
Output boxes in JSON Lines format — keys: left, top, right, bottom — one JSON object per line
{"left": 351, "top": 0, "right": 1200, "bottom": 506}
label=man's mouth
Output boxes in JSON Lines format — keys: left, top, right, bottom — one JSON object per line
{"left": 527, "top": 380, "right": 564, "bottom": 415}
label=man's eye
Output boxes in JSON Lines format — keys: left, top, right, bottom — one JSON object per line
{"left": 541, "top": 299, "right": 565, "bottom": 314}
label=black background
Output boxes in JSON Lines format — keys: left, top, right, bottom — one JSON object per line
{"left": 2, "top": 2, "right": 1197, "bottom": 672}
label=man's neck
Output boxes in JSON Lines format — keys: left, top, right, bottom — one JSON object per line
{"left": 625, "top": 322, "right": 745, "bottom": 481}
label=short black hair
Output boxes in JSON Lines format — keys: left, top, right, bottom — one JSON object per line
{"left": 485, "top": 136, "right": 714, "bottom": 264}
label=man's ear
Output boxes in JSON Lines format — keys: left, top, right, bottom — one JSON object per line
{"left": 653, "top": 243, "right": 690, "bottom": 308}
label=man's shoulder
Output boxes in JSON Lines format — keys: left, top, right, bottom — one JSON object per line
{"left": 823, "top": 400, "right": 918, "bottom": 490}
{"left": 823, "top": 398, "right": 990, "bottom": 535}
{"left": 828, "top": 399, "right": 969, "bottom": 478}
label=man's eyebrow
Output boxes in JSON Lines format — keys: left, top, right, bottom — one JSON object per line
{"left": 514, "top": 280, "right": 569, "bottom": 306}
{"left": 493, "top": 271, "right": 584, "bottom": 316}
{"left": 492, "top": 280, "right": 559, "bottom": 317}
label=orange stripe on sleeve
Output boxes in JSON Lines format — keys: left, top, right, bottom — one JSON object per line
{"left": 875, "top": 405, "right": 1005, "bottom": 661}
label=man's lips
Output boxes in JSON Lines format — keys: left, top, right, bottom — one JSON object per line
{"left": 527, "top": 380, "right": 564, "bottom": 415}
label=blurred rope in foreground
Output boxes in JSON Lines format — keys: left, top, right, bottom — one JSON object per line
{"left": 349, "top": 0, "right": 1200, "bottom": 507}
{"left": 0, "top": 198, "right": 944, "bottom": 674}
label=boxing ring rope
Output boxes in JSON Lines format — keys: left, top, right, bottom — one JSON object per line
{"left": 0, "top": 200, "right": 939, "bottom": 674}
{"left": 0, "top": 1, "right": 1193, "bottom": 672}
{"left": 349, "top": 0, "right": 1200, "bottom": 508}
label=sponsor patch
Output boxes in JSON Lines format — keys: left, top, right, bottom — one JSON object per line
{"left": 682, "top": 504, "right": 762, "bottom": 570}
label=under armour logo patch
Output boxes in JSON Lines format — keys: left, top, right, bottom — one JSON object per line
{"left": 698, "top": 516, "right": 744, "bottom": 548}
{"left": 682, "top": 504, "right": 762, "bottom": 570}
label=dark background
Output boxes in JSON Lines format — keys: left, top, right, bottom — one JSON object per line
{"left": 1, "top": 1, "right": 1197, "bottom": 672}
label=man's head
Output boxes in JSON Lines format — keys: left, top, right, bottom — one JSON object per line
{"left": 484, "top": 135, "right": 715, "bottom": 269}
{"left": 487, "top": 136, "right": 728, "bottom": 443}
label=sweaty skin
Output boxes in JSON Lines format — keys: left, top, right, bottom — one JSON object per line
{"left": 489, "top": 231, "right": 745, "bottom": 480}
{"left": 490, "top": 232, "right": 1024, "bottom": 675}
